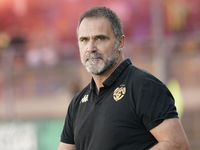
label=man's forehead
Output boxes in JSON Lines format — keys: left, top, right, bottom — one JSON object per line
{"left": 78, "top": 17, "right": 113, "bottom": 37}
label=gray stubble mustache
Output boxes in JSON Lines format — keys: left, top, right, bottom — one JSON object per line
{"left": 85, "top": 52, "right": 104, "bottom": 61}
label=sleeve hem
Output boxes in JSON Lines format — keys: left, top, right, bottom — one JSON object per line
{"left": 145, "top": 114, "right": 178, "bottom": 131}
{"left": 60, "top": 136, "right": 75, "bottom": 144}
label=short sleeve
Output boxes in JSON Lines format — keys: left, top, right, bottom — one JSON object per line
{"left": 60, "top": 102, "right": 75, "bottom": 144}
{"left": 136, "top": 81, "right": 178, "bottom": 131}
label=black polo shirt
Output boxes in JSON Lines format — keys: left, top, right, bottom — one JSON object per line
{"left": 61, "top": 58, "right": 178, "bottom": 150}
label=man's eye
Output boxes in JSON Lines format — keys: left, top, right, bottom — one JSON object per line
{"left": 97, "top": 37, "right": 105, "bottom": 41}
{"left": 80, "top": 38, "right": 88, "bottom": 42}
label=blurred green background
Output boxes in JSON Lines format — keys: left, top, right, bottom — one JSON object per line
{"left": 0, "top": 120, "right": 64, "bottom": 150}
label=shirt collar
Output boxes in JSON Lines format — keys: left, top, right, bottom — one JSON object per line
{"left": 90, "top": 58, "right": 132, "bottom": 91}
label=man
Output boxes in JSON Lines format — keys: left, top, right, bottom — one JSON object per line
{"left": 57, "top": 6, "right": 189, "bottom": 150}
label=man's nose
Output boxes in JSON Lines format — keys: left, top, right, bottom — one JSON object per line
{"left": 87, "top": 40, "right": 97, "bottom": 52}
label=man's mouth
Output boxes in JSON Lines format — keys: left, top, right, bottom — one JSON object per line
{"left": 85, "top": 58, "right": 100, "bottom": 63}
{"left": 85, "top": 52, "right": 104, "bottom": 63}
{"left": 88, "top": 58, "right": 100, "bottom": 60}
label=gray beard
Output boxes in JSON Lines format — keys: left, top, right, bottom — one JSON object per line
{"left": 81, "top": 43, "right": 119, "bottom": 75}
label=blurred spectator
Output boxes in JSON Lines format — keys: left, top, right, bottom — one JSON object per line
{"left": 0, "top": 32, "right": 10, "bottom": 49}
{"left": 1, "top": 32, "right": 25, "bottom": 70}
{"left": 164, "top": 0, "right": 191, "bottom": 32}
{"left": 25, "top": 45, "right": 59, "bottom": 67}
{"left": 25, "top": 47, "right": 41, "bottom": 67}
{"left": 41, "top": 46, "right": 59, "bottom": 66}
{"left": 10, "top": 29, "right": 26, "bottom": 57}
{"left": 1, "top": 28, "right": 27, "bottom": 71}
{"left": 25, "top": 30, "right": 59, "bottom": 67}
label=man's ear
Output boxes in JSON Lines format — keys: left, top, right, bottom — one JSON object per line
{"left": 118, "top": 35, "right": 125, "bottom": 51}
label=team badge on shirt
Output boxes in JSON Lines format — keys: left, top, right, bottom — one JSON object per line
{"left": 113, "top": 84, "right": 126, "bottom": 101}
{"left": 80, "top": 95, "right": 89, "bottom": 103}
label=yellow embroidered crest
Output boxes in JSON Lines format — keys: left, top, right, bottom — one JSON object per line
{"left": 113, "top": 84, "right": 126, "bottom": 101}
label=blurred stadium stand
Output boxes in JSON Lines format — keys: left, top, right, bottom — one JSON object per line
{"left": 0, "top": 0, "right": 200, "bottom": 149}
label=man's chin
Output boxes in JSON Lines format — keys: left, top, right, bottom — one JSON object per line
{"left": 85, "top": 64, "right": 104, "bottom": 74}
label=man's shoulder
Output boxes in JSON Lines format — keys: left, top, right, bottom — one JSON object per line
{"left": 129, "top": 65, "right": 164, "bottom": 88}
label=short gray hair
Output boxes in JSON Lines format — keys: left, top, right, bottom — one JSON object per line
{"left": 77, "top": 6, "right": 123, "bottom": 41}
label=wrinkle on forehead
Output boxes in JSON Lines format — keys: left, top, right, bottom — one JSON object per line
{"left": 78, "top": 17, "right": 115, "bottom": 39}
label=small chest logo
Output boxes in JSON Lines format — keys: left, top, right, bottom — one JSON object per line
{"left": 80, "top": 95, "right": 89, "bottom": 103}
{"left": 113, "top": 84, "right": 126, "bottom": 101}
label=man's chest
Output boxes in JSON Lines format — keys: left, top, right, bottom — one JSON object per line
{"left": 73, "top": 90, "right": 146, "bottom": 149}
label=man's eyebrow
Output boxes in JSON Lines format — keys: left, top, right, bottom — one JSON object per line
{"left": 95, "top": 35, "right": 109, "bottom": 39}
{"left": 78, "top": 35, "right": 109, "bottom": 40}
{"left": 79, "top": 36, "right": 88, "bottom": 40}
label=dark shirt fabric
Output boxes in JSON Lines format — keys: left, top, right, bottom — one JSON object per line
{"left": 61, "top": 58, "right": 178, "bottom": 150}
